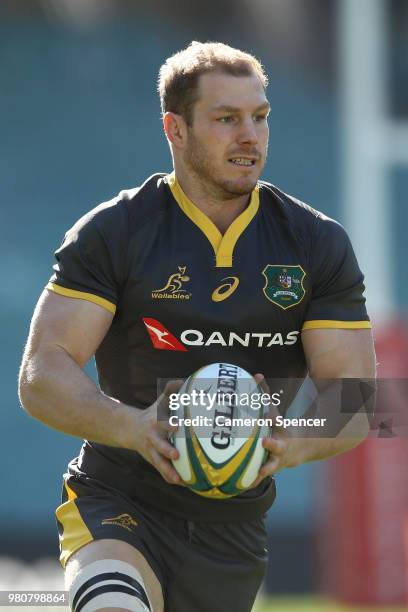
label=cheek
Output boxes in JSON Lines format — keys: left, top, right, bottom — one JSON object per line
{"left": 190, "top": 125, "right": 232, "bottom": 164}
{"left": 205, "top": 133, "right": 229, "bottom": 161}
{"left": 265, "top": 125, "right": 270, "bottom": 143}
{"left": 193, "top": 128, "right": 219, "bottom": 151}
{"left": 258, "top": 124, "right": 269, "bottom": 145}
{"left": 207, "top": 126, "right": 226, "bottom": 144}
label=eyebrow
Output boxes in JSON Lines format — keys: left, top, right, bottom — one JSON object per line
{"left": 211, "top": 102, "right": 271, "bottom": 113}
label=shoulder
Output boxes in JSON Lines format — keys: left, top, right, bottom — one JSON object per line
{"left": 67, "top": 173, "right": 169, "bottom": 241}
{"left": 117, "top": 172, "right": 170, "bottom": 234}
{"left": 259, "top": 179, "right": 321, "bottom": 222}
{"left": 258, "top": 179, "right": 348, "bottom": 245}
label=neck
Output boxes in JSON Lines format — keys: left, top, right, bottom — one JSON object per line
{"left": 174, "top": 164, "right": 251, "bottom": 234}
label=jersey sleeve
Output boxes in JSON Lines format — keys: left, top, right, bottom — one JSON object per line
{"left": 302, "top": 215, "right": 371, "bottom": 330}
{"left": 46, "top": 199, "right": 128, "bottom": 315}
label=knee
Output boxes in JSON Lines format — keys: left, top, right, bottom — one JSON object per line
{"left": 67, "top": 559, "right": 153, "bottom": 611}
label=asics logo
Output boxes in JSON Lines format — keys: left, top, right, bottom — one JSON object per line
{"left": 212, "top": 276, "right": 239, "bottom": 302}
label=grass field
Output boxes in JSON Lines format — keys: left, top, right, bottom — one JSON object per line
{"left": 1, "top": 559, "right": 406, "bottom": 612}
{"left": 254, "top": 598, "right": 407, "bottom": 612}
{"left": 1, "top": 598, "right": 406, "bottom": 612}
{"left": 0, "top": 595, "right": 406, "bottom": 611}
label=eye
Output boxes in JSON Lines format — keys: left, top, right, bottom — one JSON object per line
{"left": 217, "top": 116, "right": 235, "bottom": 123}
{"left": 254, "top": 114, "right": 268, "bottom": 123}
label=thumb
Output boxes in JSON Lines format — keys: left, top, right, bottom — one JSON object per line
{"left": 156, "top": 379, "right": 184, "bottom": 430}
{"left": 254, "top": 373, "right": 282, "bottom": 420}
{"left": 162, "top": 379, "right": 184, "bottom": 398}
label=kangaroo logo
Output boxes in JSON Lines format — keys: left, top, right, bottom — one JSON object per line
{"left": 101, "top": 513, "right": 138, "bottom": 533}
{"left": 155, "top": 266, "right": 190, "bottom": 293}
{"left": 152, "top": 266, "right": 191, "bottom": 300}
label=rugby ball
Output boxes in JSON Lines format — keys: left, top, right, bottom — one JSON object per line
{"left": 169, "top": 362, "right": 271, "bottom": 498}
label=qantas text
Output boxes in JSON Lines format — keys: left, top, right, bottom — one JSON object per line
{"left": 179, "top": 330, "right": 300, "bottom": 348}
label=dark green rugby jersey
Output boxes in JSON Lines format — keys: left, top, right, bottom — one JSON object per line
{"left": 47, "top": 172, "right": 370, "bottom": 520}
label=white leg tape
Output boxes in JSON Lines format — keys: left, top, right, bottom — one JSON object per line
{"left": 68, "top": 559, "right": 152, "bottom": 611}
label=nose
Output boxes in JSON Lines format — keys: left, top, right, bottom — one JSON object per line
{"left": 237, "top": 117, "right": 258, "bottom": 145}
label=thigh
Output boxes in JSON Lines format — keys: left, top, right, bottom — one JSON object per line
{"left": 166, "top": 517, "right": 268, "bottom": 612}
{"left": 56, "top": 475, "right": 165, "bottom": 611}
{"left": 65, "top": 539, "right": 163, "bottom": 612}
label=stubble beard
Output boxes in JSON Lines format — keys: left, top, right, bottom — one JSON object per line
{"left": 184, "top": 132, "right": 264, "bottom": 200}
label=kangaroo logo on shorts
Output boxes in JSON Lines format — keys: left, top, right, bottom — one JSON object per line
{"left": 262, "top": 265, "right": 306, "bottom": 309}
{"left": 101, "top": 513, "right": 138, "bottom": 533}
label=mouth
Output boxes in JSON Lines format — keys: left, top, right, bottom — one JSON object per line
{"left": 228, "top": 157, "right": 257, "bottom": 167}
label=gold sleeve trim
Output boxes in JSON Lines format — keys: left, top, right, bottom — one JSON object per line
{"left": 46, "top": 282, "right": 116, "bottom": 315}
{"left": 302, "top": 320, "right": 372, "bottom": 330}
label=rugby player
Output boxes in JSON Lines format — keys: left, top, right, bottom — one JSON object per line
{"left": 19, "top": 41, "right": 376, "bottom": 612}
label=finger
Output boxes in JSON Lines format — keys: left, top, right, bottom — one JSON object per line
{"left": 149, "top": 432, "right": 179, "bottom": 461}
{"left": 254, "top": 373, "right": 270, "bottom": 395}
{"left": 259, "top": 455, "right": 281, "bottom": 478}
{"left": 163, "top": 379, "right": 184, "bottom": 397}
{"left": 250, "top": 455, "right": 280, "bottom": 489}
{"left": 262, "top": 437, "right": 286, "bottom": 456}
{"left": 264, "top": 402, "right": 282, "bottom": 422}
{"left": 156, "top": 379, "right": 184, "bottom": 421}
{"left": 150, "top": 448, "right": 181, "bottom": 484}
{"left": 254, "top": 374, "right": 282, "bottom": 420}
{"left": 157, "top": 415, "right": 179, "bottom": 435}
{"left": 146, "top": 430, "right": 179, "bottom": 459}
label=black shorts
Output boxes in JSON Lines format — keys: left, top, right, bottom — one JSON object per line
{"left": 56, "top": 473, "right": 268, "bottom": 612}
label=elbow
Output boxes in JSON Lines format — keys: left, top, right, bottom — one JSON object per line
{"left": 18, "top": 369, "right": 34, "bottom": 415}
{"left": 18, "top": 361, "right": 42, "bottom": 418}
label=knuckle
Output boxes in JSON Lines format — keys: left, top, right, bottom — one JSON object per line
{"left": 145, "top": 434, "right": 155, "bottom": 449}
{"left": 160, "top": 465, "right": 174, "bottom": 483}
{"left": 164, "top": 381, "right": 176, "bottom": 395}
{"left": 161, "top": 446, "right": 172, "bottom": 459}
{"left": 157, "top": 466, "right": 170, "bottom": 483}
{"left": 164, "top": 379, "right": 183, "bottom": 396}
{"left": 149, "top": 453, "right": 159, "bottom": 469}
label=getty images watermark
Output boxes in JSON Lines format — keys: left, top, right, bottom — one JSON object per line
{"left": 156, "top": 377, "right": 408, "bottom": 438}
{"left": 165, "top": 379, "right": 333, "bottom": 430}
{"left": 168, "top": 388, "right": 290, "bottom": 428}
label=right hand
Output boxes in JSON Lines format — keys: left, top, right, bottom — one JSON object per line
{"left": 130, "top": 380, "right": 184, "bottom": 485}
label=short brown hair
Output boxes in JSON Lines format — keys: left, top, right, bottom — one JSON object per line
{"left": 158, "top": 41, "right": 268, "bottom": 125}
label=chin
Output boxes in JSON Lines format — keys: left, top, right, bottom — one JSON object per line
{"left": 219, "top": 176, "right": 258, "bottom": 197}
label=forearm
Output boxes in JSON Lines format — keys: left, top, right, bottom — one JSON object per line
{"left": 19, "top": 345, "right": 138, "bottom": 449}
{"left": 284, "top": 414, "right": 369, "bottom": 467}
{"left": 282, "top": 379, "right": 372, "bottom": 467}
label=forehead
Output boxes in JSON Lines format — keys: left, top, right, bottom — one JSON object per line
{"left": 195, "top": 71, "right": 268, "bottom": 111}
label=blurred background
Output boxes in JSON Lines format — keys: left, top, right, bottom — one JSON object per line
{"left": 1, "top": 0, "right": 407, "bottom": 610}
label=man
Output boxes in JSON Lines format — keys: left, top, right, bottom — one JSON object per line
{"left": 19, "top": 41, "right": 375, "bottom": 612}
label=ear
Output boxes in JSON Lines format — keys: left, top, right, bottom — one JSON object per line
{"left": 163, "top": 112, "right": 187, "bottom": 149}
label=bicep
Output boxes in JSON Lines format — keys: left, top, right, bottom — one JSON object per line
{"left": 301, "top": 328, "right": 376, "bottom": 378}
{"left": 25, "top": 289, "right": 114, "bottom": 368}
